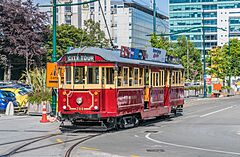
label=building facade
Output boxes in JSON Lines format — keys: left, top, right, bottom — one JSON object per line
{"left": 54, "top": 0, "right": 168, "bottom": 49}
{"left": 169, "top": 0, "right": 240, "bottom": 52}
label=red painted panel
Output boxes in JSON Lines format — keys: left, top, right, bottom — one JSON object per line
{"left": 117, "top": 89, "right": 144, "bottom": 115}
{"left": 150, "top": 87, "right": 164, "bottom": 107}
{"left": 170, "top": 86, "right": 184, "bottom": 107}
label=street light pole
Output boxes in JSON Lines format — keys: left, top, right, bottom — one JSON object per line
{"left": 228, "top": 18, "right": 231, "bottom": 88}
{"left": 202, "top": 9, "right": 207, "bottom": 98}
{"left": 51, "top": 0, "right": 57, "bottom": 115}
{"left": 153, "top": 0, "right": 156, "bottom": 34}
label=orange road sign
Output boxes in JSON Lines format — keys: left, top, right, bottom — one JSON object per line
{"left": 46, "top": 63, "right": 63, "bottom": 88}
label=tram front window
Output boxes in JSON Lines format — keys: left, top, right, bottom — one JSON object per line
{"left": 74, "top": 67, "right": 85, "bottom": 84}
{"left": 66, "top": 67, "right": 71, "bottom": 84}
{"left": 88, "top": 67, "right": 99, "bottom": 84}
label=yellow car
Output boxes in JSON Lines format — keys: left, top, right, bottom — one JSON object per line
{"left": 1, "top": 87, "right": 29, "bottom": 108}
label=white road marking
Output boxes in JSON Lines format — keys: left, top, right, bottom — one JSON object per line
{"left": 134, "top": 135, "right": 139, "bottom": 137}
{"left": 145, "top": 133, "right": 240, "bottom": 156}
{"left": 200, "top": 106, "right": 234, "bottom": 118}
{"left": 237, "top": 132, "right": 240, "bottom": 135}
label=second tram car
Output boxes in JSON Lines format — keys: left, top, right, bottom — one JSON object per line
{"left": 57, "top": 47, "right": 184, "bottom": 130}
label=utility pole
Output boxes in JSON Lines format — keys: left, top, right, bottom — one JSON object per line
{"left": 153, "top": 0, "right": 156, "bottom": 34}
{"left": 202, "top": 9, "right": 207, "bottom": 98}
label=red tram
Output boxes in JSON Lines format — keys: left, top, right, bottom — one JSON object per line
{"left": 57, "top": 47, "right": 184, "bottom": 130}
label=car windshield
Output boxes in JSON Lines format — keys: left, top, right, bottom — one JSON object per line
{"left": 2, "top": 91, "right": 15, "bottom": 97}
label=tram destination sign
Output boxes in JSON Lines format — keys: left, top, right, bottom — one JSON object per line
{"left": 66, "top": 54, "right": 95, "bottom": 62}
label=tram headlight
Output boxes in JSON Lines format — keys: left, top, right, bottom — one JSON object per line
{"left": 76, "top": 97, "right": 83, "bottom": 105}
{"left": 93, "top": 106, "right": 98, "bottom": 110}
{"left": 63, "top": 105, "right": 67, "bottom": 110}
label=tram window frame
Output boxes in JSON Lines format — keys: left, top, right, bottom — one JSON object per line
{"left": 123, "top": 67, "right": 129, "bottom": 86}
{"left": 117, "top": 67, "right": 123, "bottom": 87}
{"left": 58, "top": 67, "right": 64, "bottom": 84}
{"left": 134, "top": 68, "right": 139, "bottom": 86}
{"left": 145, "top": 68, "right": 149, "bottom": 85}
{"left": 106, "top": 67, "right": 114, "bottom": 84}
{"left": 65, "top": 66, "right": 72, "bottom": 84}
{"left": 129, "top": 67, "right": 134, "bottom": 86}
{"left": 74, "top": 66, "right": 85, "bottom": 84}
{"left": 87, "top": 66, "right": 99, "bottom": 84}
{"left": 139, "top": 68, "right": 144, "bottom": 86}
{"left": 159, "top": 70, "right": 165, "bottom": 87}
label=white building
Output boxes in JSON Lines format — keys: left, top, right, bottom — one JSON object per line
{"left": 54, "top": 0, "right": 168, "bottom": 49}
{"left": 217, "top": 8, "right": 240, "bottom": 47}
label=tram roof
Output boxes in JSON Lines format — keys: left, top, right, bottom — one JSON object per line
{"left": 65, "top": 47, "right": 184, "bottom": 69}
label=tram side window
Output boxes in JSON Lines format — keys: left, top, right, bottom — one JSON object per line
{"left": 159, "top": 70, "right": 165, "bottom": 86}
{"left": 145, "top": 69, "right": 149, "bottom": 85}
{"left": 106, "top": 68, "right": 114, "bottom": 84}
{"left": 171, "top": 71, "right": 175, "bottom": 85}
{"left": 139, "top": 68, "right": 144, "bottom": 86}
{"left": 156, "top": 72, "right": 159, "bottom": 86}
{"left": 66, "top": 67, "right": 71, "bottom": 84}
{"left": 88, "top": 67, "right": 99, "bottom": 84}
{"left": 129, "top": 67, "right": 134, "bottom": 86}
{"left": 74, "top": 67, "right": 85, "bottom": 84}
{"left": 134, "top": 68, "right": 139, "bottom": 85}
{"left": 123, "top": 67, "right": 129, "bottom": 86}
{"left": 117, "top": 67, "right": 123, "bottom": 86}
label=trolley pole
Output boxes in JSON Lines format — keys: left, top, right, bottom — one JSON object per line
{"left": 153, "top": 0, "right": 156, "bottom": 34}
{"left": 39, "top": 0, "right": 99, "bottom": 115}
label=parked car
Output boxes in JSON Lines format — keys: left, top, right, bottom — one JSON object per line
{"left": 0, "top": 90, "right": 18, "bottom": 111}
{"left": 1, "top": 88, "right": 29, "bottom": 108}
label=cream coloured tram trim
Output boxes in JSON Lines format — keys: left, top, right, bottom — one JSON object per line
{"left": 171, "top": 70, "right": 184, "bottom": 87}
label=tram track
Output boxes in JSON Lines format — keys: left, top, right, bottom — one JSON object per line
{"left": 0, "top": 131, "right": 104, "bottom": 157}
{"left": 64, "top": 133, "right": 103, "bottom": 157}
{"left": 0, "top": 133, "right": 61, "bottom": 157}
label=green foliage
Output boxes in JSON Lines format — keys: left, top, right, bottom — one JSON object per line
{"left": 20, "top": 68, "right": 51, "bottom": 103}
{"left": 207, "top": 39, "right": 240, "bottom": 80}
{"left": 184, "top": 86, "right": 204, "bottom": 91}
{"left": 45, "top": 19, "right": 109, "bottom": 61}
{"left": 222, "top": 39, "right": 240, "bottom": 78}
{"left": 208, "top": 46, "right": 229, "bottom": 79}
{"left": 150, "top": 34, "right": 202, "bottom": 81}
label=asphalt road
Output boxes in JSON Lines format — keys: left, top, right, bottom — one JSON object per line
{"left": 0, "top": 96, "right": 239, "bottom": 157}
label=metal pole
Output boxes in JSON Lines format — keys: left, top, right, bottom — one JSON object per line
{"left": 202, "top": 9, "right": 207, "bottom": 98}
{"left": 186, "top": 36, "right": 189, "bottom": 81}
{"left": 51, "top": 0, "right": 57, "bottom": 115}
{"left": 153, "top": 0, "right": 156, "bottom": 34}
{"left": 228, "top": 18, "right": 231, "bottom": 88}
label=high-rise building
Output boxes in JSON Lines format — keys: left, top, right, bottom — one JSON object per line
{"left": 169, "top": 0, "right": 240, "bottom": 52}
{"left": 54, "top": 0, "right": 168, "bottom": 49}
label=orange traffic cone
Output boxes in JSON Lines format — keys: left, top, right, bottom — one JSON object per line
{"left": 40, "top": 102, "right": 49, "bottom": 123}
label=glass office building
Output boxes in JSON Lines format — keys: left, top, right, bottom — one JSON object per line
{"left": 169, "top": 0, "right": 240, "bottom": 52}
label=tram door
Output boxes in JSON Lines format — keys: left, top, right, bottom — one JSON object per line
{"left": 144, "top": 68, "right": 150, "bottom": 110}
{"left": 164, "top": 69, "right": 171, "bottom": 107}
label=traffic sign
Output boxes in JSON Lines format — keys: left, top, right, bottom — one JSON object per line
{"left": 46, "top": 63, "right": 64, "bottom": 88}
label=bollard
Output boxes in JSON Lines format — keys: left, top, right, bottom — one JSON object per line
{"left": 5, "top": 101, "right": 14, "bottom": 116}
{"left": 40, "top": 101, "right": 49, "bottom": 123}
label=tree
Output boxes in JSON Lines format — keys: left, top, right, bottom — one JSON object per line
{"left": 208, "top": 46, "right": 229, "bottom": 79}
{"left": 45, "top": 19, "right": 109, "bottom": 61}
{"left": 0, "top": 0, "right": 49, "bottom": 81}
{"left": 222, "top": 39, "right": 240, "bottom": 78}
{"left": 150, "top": 34, "right": 202, "bottom": 81}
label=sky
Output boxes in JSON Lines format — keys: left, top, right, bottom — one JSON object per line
{"left": 34, "top": 0, "right": 169, "bottom": 15}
